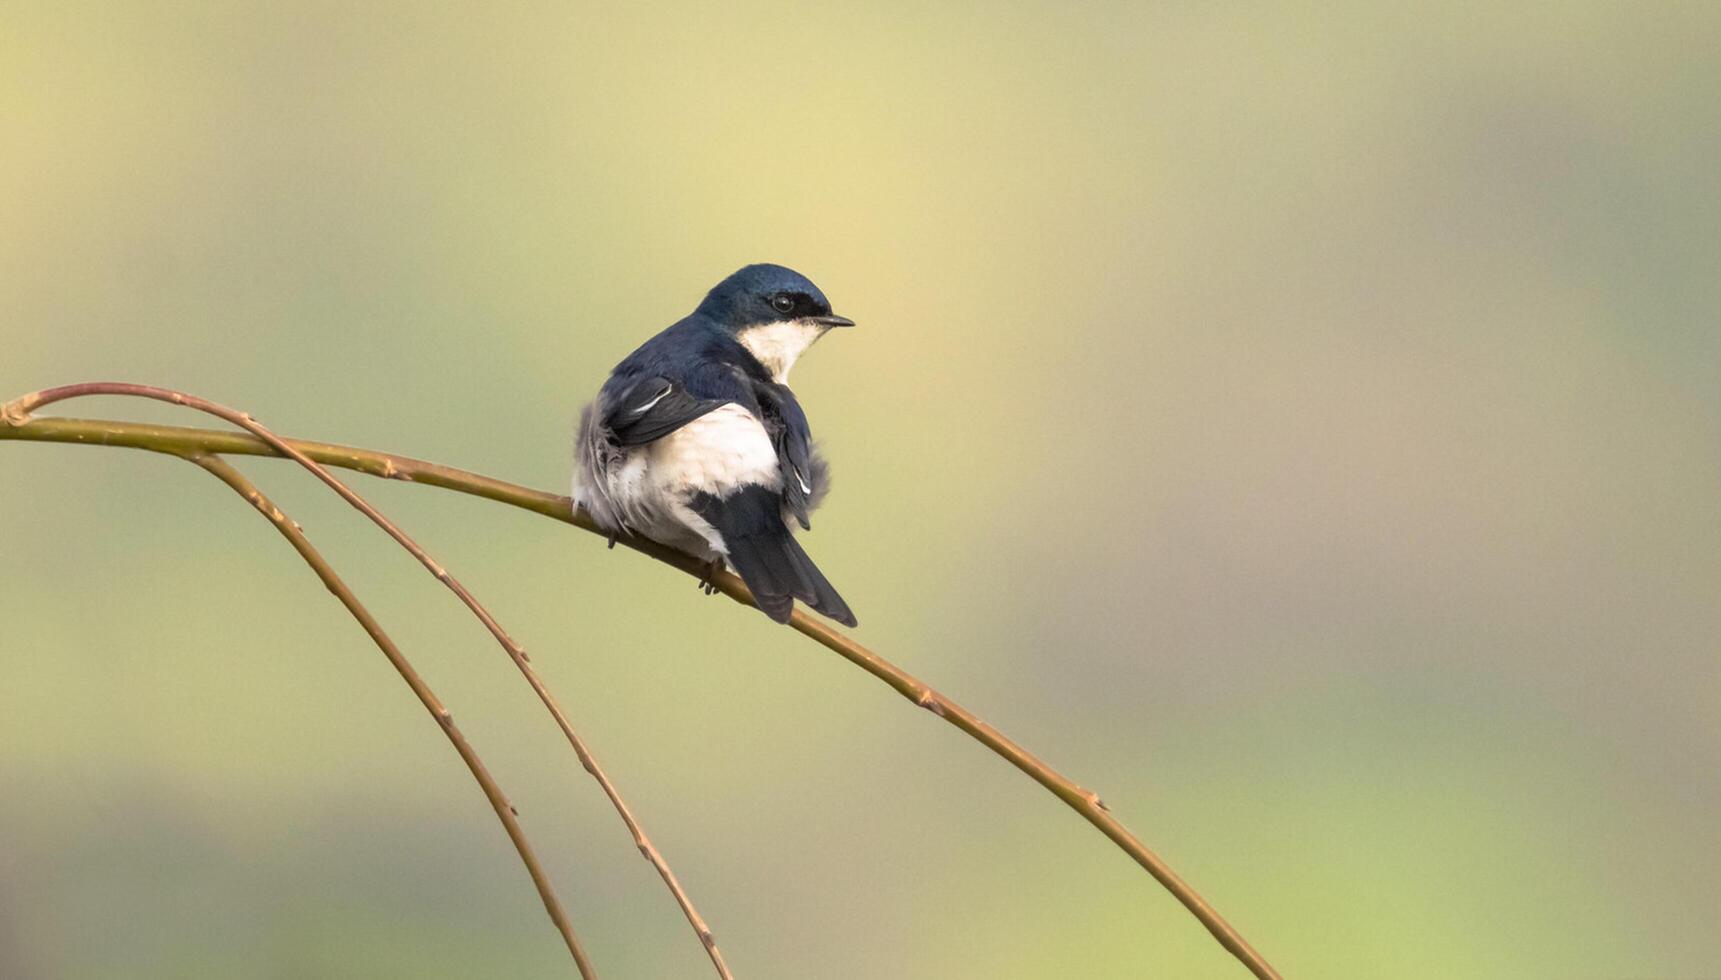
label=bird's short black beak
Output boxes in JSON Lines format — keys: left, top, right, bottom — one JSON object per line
{"left": 810, "top": 314, "right": 856, "bottom": 328}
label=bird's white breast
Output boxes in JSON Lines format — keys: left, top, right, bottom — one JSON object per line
{"left": 645, "top": 403, "right": 779, "bottom": 496}
{"left": 578, "top": 401, "right": 783, "bottom": 559}
{"left": 735, "top": 320, "right": 829, "bottom": 384}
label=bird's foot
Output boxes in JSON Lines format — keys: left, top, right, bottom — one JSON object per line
{"left": 696, "top": 558, "right": 724, "bottom": 596}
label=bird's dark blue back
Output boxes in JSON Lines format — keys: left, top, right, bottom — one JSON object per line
{"left": 604, "top": 315, "right": 768, "bottom": 405}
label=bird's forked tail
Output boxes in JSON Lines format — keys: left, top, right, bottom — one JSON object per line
{"left": 690, "top": 485, "right": 856, "bottom": 627}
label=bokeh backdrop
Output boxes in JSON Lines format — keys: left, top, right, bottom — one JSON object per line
{"left": 3, "top": 3, "right": 1718, "bottom": 977}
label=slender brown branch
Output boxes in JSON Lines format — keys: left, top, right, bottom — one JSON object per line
{"left": 2, "top": 403, "right": 1283, "bottom": 980}
{"left": 1, "top": 386, "right": 728, "bottom": 978}
{"left": 177, "top": 452, "right": 598, "bottom": 978}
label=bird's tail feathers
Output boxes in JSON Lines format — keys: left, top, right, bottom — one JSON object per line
{"left": 692, "top": 486, "right": 856, "bottom": 627}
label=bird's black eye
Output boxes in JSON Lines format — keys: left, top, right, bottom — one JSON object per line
{"left": 771, "top": 293, "right": 795, "bottom": 314}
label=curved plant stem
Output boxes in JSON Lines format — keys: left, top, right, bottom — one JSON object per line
{"left": 2, "top": 402, "right": 1283, "bottom": 980}
{"left": 178, "top": 452, "right": 598, "bottom": 978}
{"left": 1, "top": 386, "right": 728, "bottom": 979}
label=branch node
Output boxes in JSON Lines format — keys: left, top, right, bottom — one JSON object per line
{"left": 914, "top": 688, "right": 946, "bottom": 716}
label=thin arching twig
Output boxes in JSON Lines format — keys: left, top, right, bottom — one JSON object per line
{"left": 1, "top": 404, "right": 1283, "bottom": 980}
{"left": 178, "top": 452, "right": 598, "bottom": 978}
{"left": 2, "top": 386, "right": 729, "bottom": 978}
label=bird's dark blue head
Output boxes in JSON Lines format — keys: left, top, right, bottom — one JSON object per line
{"left": 694, "top": 263, "right": 855, "bottom": 332}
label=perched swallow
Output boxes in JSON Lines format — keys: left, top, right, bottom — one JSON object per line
{"left": 574, "top": 264, "right": 857, "bottom": 626}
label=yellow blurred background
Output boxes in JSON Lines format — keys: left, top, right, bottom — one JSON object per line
{"left": 3, "top": 3, "right": 1718, "bottom": 977}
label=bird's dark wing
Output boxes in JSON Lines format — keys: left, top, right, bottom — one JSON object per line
{"left": 752, "top": 382, "right": 819, "bottom": 530}
{"left": 600, "top": 374, "right": 729, "bottom": 447}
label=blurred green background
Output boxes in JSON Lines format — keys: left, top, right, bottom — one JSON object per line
{"left": 3, "top": 3, "right": 1718, "bottom": 977}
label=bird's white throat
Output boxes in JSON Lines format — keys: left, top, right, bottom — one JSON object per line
{"left": 735, "top": 320, "right": 830, "bottom": 384}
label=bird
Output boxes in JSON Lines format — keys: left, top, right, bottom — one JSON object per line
{"left": 573, "top": 263, "right": 858, "bottom": 627}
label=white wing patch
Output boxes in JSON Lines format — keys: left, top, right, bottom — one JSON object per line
{"left": 630, "top": 384, "right": 673, "bottom": 415}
